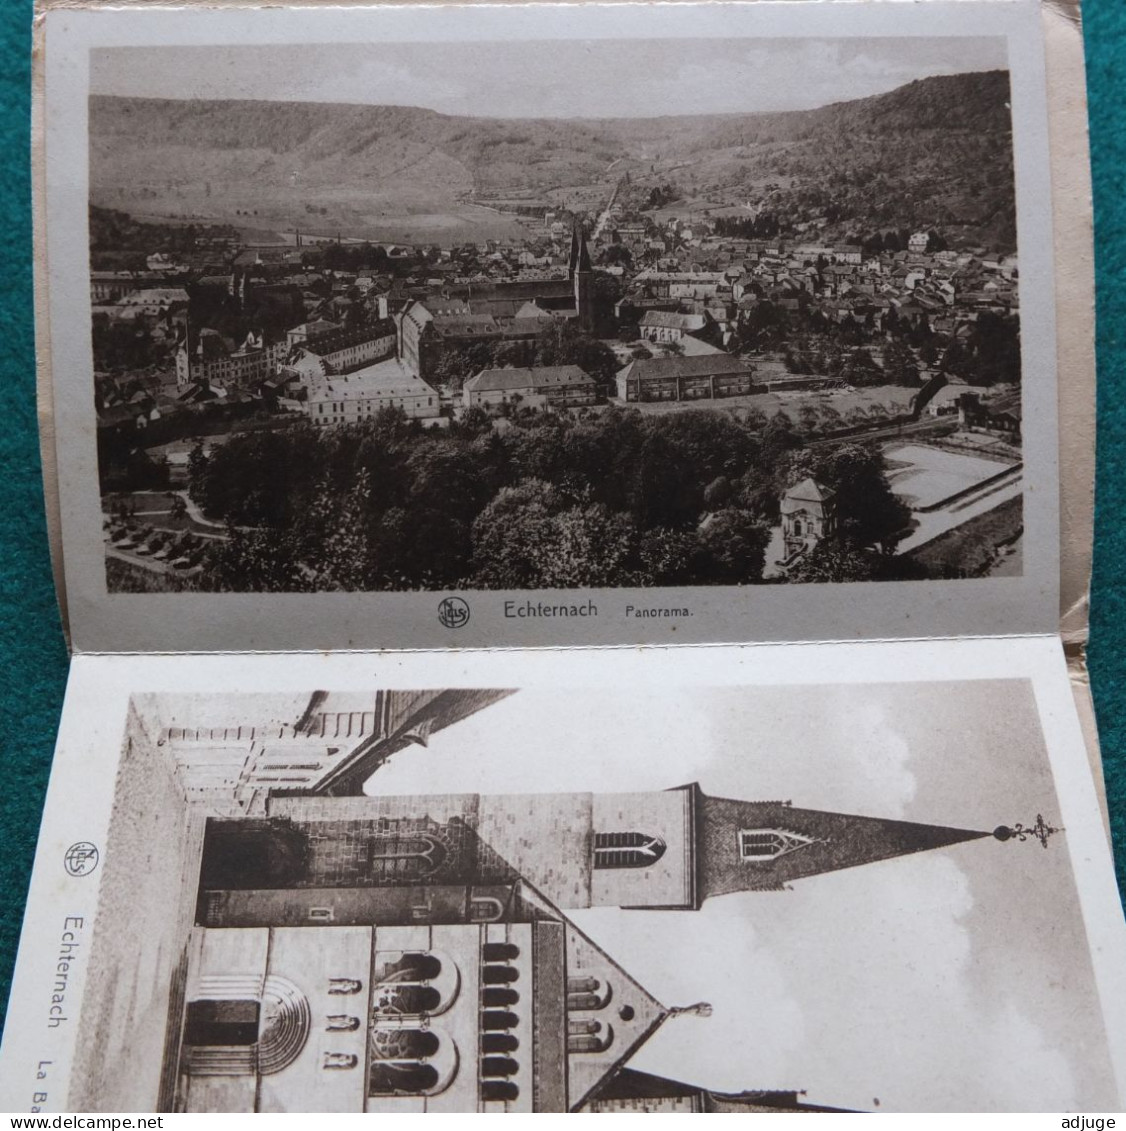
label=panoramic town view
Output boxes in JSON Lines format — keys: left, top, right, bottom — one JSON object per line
{"left": 89, "top": 38, "right": 1022, "bottom": 593}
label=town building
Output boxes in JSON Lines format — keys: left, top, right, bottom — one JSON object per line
{"left": 780, "top": 478, "right": 836, "bottom": 563}
{"left": 614, "top": 354, "right": 758, "bottom": 402}
{"left": 175, "top": 329, "right": 287, "bottom": 390}
{"left": 958, "top": 391, "right": 1022, "bottom": 441}
{"left": 463, "top": 365, "right": 598, "bottom": 410}
{"left": 284, "top": 319, "right": 397, "bottom": 378}
{"left": 302, "top": 357, "right": 441, "bottom": 425}
{"left": 116, "top": 286, "right": 190, "bottom": 319}
{"left": 397, "top": 301, "right": 544, "bottom": 382}
{"left": 637, "top": 310, "right": 711, "bottom": 345}
{"left": 90, "top": 271, "right": 141, "bottom": 304}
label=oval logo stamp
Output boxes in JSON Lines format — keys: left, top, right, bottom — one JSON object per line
{"left": 63, "top": 842, "right": 100, "bottom": 877}
{"left": 437, "top": 597, "right": 471, "bottom": 629}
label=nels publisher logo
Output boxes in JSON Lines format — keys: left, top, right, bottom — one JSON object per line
{"left": 437, "top": 596, "right": 470, "bottom": 629}
{"left": 63, "top": 841, "right": 99, "bottom": 877}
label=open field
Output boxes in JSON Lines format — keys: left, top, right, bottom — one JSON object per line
{"left": 98, "top": 200, "right": 537, "bottom": 249}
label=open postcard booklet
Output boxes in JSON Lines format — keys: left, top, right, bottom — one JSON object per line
{"left": 4, "top": 0, "right": 1123, "bottom": 1115}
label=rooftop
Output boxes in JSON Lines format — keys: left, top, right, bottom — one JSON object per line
{"left": 466, "top": 365, "right": 595, "bottom": 393}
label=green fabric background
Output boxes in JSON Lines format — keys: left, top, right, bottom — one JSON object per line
{"left": 1, "top": 0, "right": 1124, "bottom": 1023}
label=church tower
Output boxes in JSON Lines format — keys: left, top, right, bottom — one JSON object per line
{"left": 691, "top": 786, "right": 994, "bottom": 899}
{"left": 568, "top": 220, "right": 596, "bottom": 334}
{"left": 194, "top": 784, "right": 1005, "bottom": 925}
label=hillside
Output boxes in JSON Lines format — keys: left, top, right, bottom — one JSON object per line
{"left": 88, "top": 70, "right": 1015, "bottom": 249}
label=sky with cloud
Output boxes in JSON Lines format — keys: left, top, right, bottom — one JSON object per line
{"left": 359, "top": 679, "right": 1114, "bottom": 1112}
{"left": 91, "top": 37, "right": 1008, "bottom": 118}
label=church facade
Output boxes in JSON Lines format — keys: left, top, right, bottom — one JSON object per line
{"left": 162, "top": 772, "right": 999, "bottom": 1112}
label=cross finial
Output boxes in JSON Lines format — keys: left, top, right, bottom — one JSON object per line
{"left": 992, "top": 814, "right": 1060, "bottom": 849}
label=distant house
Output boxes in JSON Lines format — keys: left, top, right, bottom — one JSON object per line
{"left": 285, "top": 318, "right": 342, "bottom": 348}
{"left": 117, "top": 287, "right": 190, "bottom": 318}
{"left": 90, "top": 271, "right": 140, "bottom": 304}
{"left": 908, "top": 231, "right": 931, "bottom": 254}
{"left": 615, "top": 354, "right": 758, "bottom": 403}
{"left": 781, "top": 478, "right": 836, "bottom": 562}
{"left": 463, "top": 365, "right": 598, "bottom": 410}
{"left": 637, "top": 311, "right": 710, "bottom": 345}
{"left": 958, "top": 391, "right": 1022, "bottom": 441}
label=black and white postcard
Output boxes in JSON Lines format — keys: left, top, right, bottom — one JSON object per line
{"left": 37, "top": 0, "right": 1063, "bottom": 651}
{"left": 1, "top": 640, "right": 1123, "bottom": 1112}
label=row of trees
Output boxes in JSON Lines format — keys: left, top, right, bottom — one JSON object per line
{"left": 183, "top": 405, "right": 916, "bottom": 592}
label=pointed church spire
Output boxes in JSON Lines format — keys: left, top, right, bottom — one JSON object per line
{"left": 692, "top": 787, "right": 994, "bottom": 903}
{"left": 569, "top": 219, "right": 593, "bottom": 274}
{"left": 569, "top": 220, "right": 595, "bottom": 332}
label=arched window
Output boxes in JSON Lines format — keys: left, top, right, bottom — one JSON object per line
{"left": 481, "top": 1056, "right": 518, "bottom": 1078}
{"left": 483, "top": 987, "right": 519, "bottom": 1008}
{"left": 368, "top": 1025, "right": 458, "bottom": 1098}
{"left": 369, "top": 1061, "right": 439, "bottom": 1096}
{"left": 738, "top": 829, "right": 816, "bottom": 861}
{"left": 566, "top": 978, "right": 612, "bottom": 1012}
{"left": 481, "top": 965, "right": 518, "bottom": 985}
{"left": 567, "top": 1026, "right": 615, "bottom": 1054}
{"left": 592, "top": 832, "right": 667, "bottom": 870}
{"left": 482, "top": 1033, "right": 518, "bottom": 1054}
{"left": 481, "top": 1010, "right": 519, "bottom": 1031}
{"left": 372, "top": 950, "right": 460, "bottom": 1018}
{"left": 482, "top": 943, "right": 519, "bottom": 963}
{"left": 481, "top": 1080, "right": 519, "bottom": 1103}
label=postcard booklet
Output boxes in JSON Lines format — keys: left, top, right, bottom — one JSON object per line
{"left": 3, "top": 0, "right": 1124, "bottom": 1115}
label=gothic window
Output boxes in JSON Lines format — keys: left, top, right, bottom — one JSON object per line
{"left": 592, "top": 832, "right": 667, "bottom": 870}
{"left": 366, "top": 833, "right": 447, "bottom": 879}
{"left": 738, "top": 829, "right": 816, "bottom": 862}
